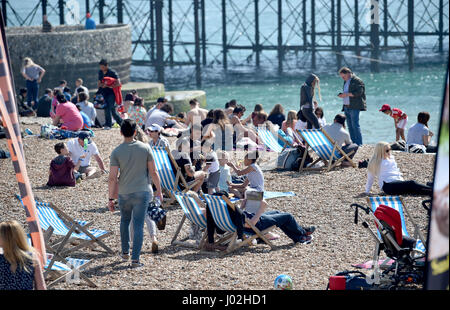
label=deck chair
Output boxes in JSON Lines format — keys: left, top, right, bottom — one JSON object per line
{"left": 368, "top": 196, "right": 426, "bottom": 255}
{"left": 170, "top": 190, "right": 208, "bottom": 249}
{"left": 297, "top": 128, "right": 356, "bottom": 172}
{"left": 257, "top": 126, "right": 293, "bottom": 153}
{"left": 16, "top": 195, "right": 113, "bottom": 258}
{"left": 26, "top": 237, "right": 96, "bottom": 288}
{"left": 202, "top": 194, "right": 276, "bottom": 254}
{"left": 150, "top": 146, "right": 201, "bottom": 206}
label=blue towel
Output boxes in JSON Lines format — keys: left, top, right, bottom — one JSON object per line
{"left": 264, "top": 191, "right": 296, "bottom": 199}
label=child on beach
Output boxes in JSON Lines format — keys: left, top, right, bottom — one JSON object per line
{"left": 216, "top": 150, "right": 232, "bottom": 192}
{"left": 315, "top": 106, "right": 327, "bottom": 127}
{"left": 47, "top": 142, "right": 83, "bottom": 187}
{"left": 379, "top": 104, "right": 408, "bottom": 141}
{"left": 0, "top": 220, "right": 46, "bottom": 290}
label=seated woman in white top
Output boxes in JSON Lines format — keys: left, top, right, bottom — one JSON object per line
{"left": 365, "top": 141, "right": 432, "bottom": 196}
{"left": 406, "top": 111, "right": 436, "bottom": 153}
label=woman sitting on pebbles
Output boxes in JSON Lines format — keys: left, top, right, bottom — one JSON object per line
{"left": 364, "top": 141, "right": 433, "bottom": 196}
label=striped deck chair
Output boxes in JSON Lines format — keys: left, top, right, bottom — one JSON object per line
{"left": 297, "top": 128, "right": 356, "bottom": 172}
{"left": 257, "top": 127, "right": 292, "bottom": 153}
{"left": 368, "top": 196, "right": 426, "bottom": 255}
{"left": 150, "top": 146, "right": 201, "bottom": 206}
{"left": 170, "top": 190, "right": 208, "bottom": 249}
{"left": 26, "top": 237, "right": 96, "bottom": 287}
{"left": 202, "top": 194, "right": 276, "bottom": 254}
{"left": 16, "top": 195, "right": 113, "bottom": 258}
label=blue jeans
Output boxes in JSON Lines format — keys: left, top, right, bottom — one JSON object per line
{"left": 104, "top": 92, "right": 123, "bottom": 128}
{"left": 118, "top": 191, "right": 150, "bottom": 261}
{"left": 26, "top": 79, "right": 39, "bottom": 108}
{"left": 343, "top": 106, "right": 363, "bottom": 145}
{"left": 244, "top": 210, "right": 307, "bottom": 243}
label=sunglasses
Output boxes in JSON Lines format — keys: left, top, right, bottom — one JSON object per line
{"left": 386, "top": 148, "right": 391, "bottom": 153}
{"left": 149, "top": 130, "right": 158, "bottom": 133}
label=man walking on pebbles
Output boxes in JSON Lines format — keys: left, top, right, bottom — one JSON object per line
{"left": 108, "top": 119, "right": 163, "bottom": 268}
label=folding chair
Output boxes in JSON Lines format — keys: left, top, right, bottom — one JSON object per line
{"left": 16, "top": 195, "right": 114, "bottom": 258}
{"left": 297, "top": 128, "right": 356, "bottom": 172}
{"left": 150, "top": 146, "right": 201, "bottom": 206}
{"left": 367, "top": 196, "right": 426, "bottom": 255}
{"left": 170, "top": 190, "right": 208, "bottom": 249}
{"left": 257, "top": 126, "right": 293, "bottom": 153}
{"left": 202, "top": 194, "right": 276, "bottom": 254}
{"left": 26, "top": 237, "right": 96, "bottom": 288}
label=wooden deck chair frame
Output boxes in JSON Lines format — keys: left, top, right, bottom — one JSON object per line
{"left": 297, "top": 128, "right": 356, "bottom": 172}
{"left": 39, "top": 227, "right": 97, "bottom": 288}
{"left": 151, "top": 146, "right": 202, "bottom": 207}
{"left": 203, "top": 194, "right": 276, "bottom": 255}
{"left": 170, "top": 191, "right": 208, "bottom": 249}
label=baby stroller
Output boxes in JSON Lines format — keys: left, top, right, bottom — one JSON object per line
{"left": 350, "top": 196, "right": 427, "bottom": 290}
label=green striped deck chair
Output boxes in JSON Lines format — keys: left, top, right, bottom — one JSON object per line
{"left": 297, "top": 128, "right": 356, "bottom": 172}
{"left": 203, "top": 194, "right": 275, "bottom": 254}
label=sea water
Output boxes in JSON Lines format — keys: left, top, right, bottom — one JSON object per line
{"left": 201, "top": 63, "right": 448, "bottom": 145}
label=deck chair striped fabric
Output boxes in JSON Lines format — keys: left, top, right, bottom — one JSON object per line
{"left": 297, "top": 128, "right": 356, "bottom": 171}
{"left": 257, "top": 127, "right": 288, "bottom": 153}
{"left": 202, "top": 194, "right": 275, "bottom": 254}
{"left": 150, "top": 146, "right": 200, "bottom": 206}
{"left": 17, "top": 195, "right": 113, "bottom": 257}
{"left": 368, "top": 196, "right": 426, "bottom": 253}
{"left": 170, "top": 190, "right": 208, "bottom": 248}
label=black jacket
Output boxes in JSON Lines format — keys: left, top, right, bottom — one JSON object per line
{"left": 342, "top": 75, "right": 366, "bottom": 111}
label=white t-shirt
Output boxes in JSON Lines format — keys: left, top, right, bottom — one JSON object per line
{"left": 365, "top": 156, "right": 404, "bottom": 193}
{"left": 145, "top": 109, "right": 175, "bottom": 129}
{"left": 205, "top": 151, "right": 220, "bottom": 173}
{"left": 67, "top": 138, "right": 99, "bottom": 167}
{"left": 407, "top": 123, "right": 429, "bottom": 146}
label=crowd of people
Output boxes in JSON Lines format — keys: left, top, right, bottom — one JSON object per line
{"left": 0, "top": 62, "right": 437, "bottom": 290}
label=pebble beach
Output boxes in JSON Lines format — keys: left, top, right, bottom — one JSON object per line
{"left": 0, "top": 119, "right": 435, "bottom": 290}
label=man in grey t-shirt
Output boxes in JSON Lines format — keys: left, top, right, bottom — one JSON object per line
{"left": 108, "top": 119, "right": 163, "bottom": 267}
{"left": 323, "top": 114, "right": 359, "bottom": 165}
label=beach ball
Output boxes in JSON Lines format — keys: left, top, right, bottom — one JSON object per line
{"left": 274, "top": 274, "right": 293, "bottom": 290}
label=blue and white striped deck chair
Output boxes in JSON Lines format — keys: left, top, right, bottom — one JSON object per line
{"left": 203, "top": 194, "right": 275, "bottom": 254}
{"left": 170, "top": 190, "right": 208, "bottom": 248}
{"left": 257, "top": 127, "right": 289, "bottom": 153}
{"left": 297, "top": 128, "right": 356, "bottom": 171}
{"left": 368, "top": 196, "right": 426, "bottom": 255}
{"left": 150, "top": 146, "right": 200, "bottom": 206}
{"left": 26, "top": 237, "right": 96, "bottom": 287}
{"left": 17, "top": 195, "right": 113, "bottom": 257}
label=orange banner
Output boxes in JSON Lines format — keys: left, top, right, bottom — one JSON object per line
{"left": 0, "top": 12, "right": 46, "bottom": 267}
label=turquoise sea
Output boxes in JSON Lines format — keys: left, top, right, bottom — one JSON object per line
{"left": 202, "top": 63, "right": 448, "bottom": 145}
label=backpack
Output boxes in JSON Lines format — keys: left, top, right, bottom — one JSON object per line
{"left": 326, "top": 270, "right": 373, "bottom": 290}
{"left": 277, "top": 148, "right": 300, "bottom": 171}
{"left": 277, "top": 145, "right": 313, "bottom": 171}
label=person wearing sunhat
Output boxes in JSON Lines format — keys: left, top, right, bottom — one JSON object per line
{"left": 66, "top": 132, "right": 107, "bottom": 179}
{"left": 379, "top": 103, "right": 408, "bottom": 142}
{"left": 146, "top": 123, "right": 170, "bottom": 149}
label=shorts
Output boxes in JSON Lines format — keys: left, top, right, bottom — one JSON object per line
{"left": 78, "top": 165, "right": 90, "bottom": 174}
{"left": 206, "top": 170, "right": 220, "bottom": 189}
{"left": 396, "top": 117, "right": 408, "bottom": 130}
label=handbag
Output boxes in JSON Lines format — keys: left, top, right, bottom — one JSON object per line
{"left": 147, "top": 199, "right": 167, "bottom": 230}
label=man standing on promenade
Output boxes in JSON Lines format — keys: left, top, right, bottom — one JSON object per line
{"left": 108, "top": 119, "right": 163, "bottom": 268}
{"left": 337, "top": 67, "right": 366, "bottom": 146}
{"left": 98, "top": 59, "right": 123, "bottom": 130}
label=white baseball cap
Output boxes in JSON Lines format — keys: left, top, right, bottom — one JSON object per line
{"left": 147, "top": 123, "right": 163, "bottom": 132}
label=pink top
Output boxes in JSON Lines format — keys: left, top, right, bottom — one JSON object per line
{"left": 281, "top": 120, "right": 297, "bottom": 133}
{"left": 55, "top": 102, "right": 83, "bottom": 131}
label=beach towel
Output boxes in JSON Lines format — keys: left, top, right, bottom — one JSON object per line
{"left": 101, "top": 77, "right": 123, "bottom": 106}
{"left": 263, "top": 191, "right": 296, "bottom": 200}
